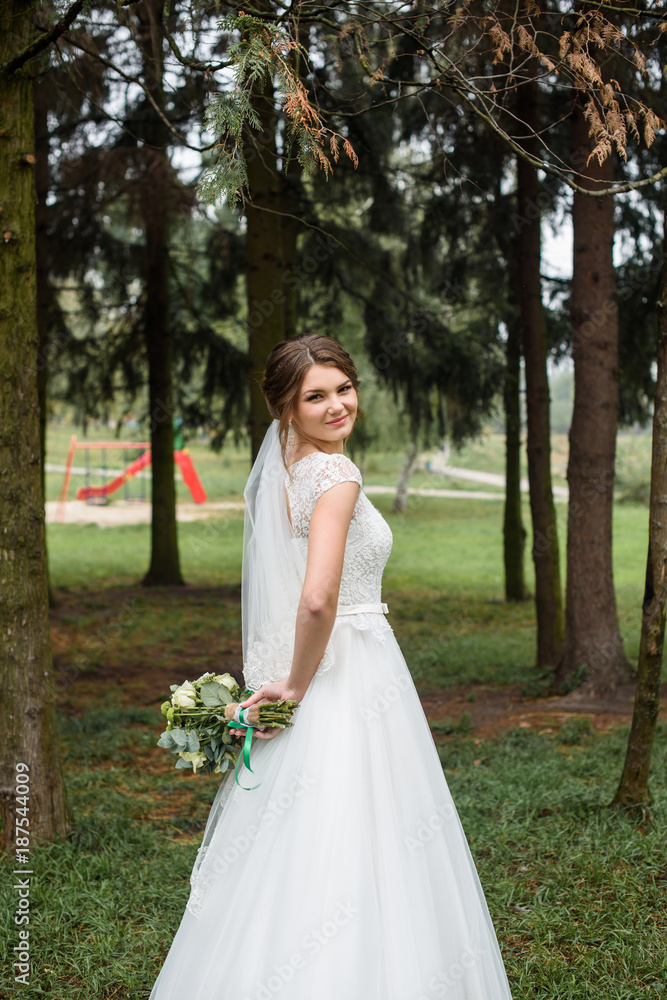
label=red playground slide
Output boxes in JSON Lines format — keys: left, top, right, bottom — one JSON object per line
{"left": 76, "top": 449, "right": 207, "bottom": 504}
{"left": 174, "top": 450, "right": 207, "bottom": 504}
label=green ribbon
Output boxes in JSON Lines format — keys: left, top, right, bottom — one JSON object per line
{"left": 233, "top": 693, "right": 261, "bottom": 791}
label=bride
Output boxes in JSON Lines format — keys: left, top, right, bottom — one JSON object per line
{"left": 149, "top": 333, "right": 514, "bottom": 1000}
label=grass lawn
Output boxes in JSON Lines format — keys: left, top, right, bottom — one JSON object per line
{"left": 1, "top": 706, "right": 664, "bottom": 999}
{"left": 0, "top": 483, "right": 663, "bottom": 999}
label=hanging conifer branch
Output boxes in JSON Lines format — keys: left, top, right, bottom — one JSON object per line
{"left": 197, "top": 9, "right": 358, "bottom": 209}
{"left": 196, "top": 2, "right": 665, "bottom": 203}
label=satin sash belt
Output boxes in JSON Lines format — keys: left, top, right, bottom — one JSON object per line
{"left": 336, "top": 602, "right": 389, "bottom": 616}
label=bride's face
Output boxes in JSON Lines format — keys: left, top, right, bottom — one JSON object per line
{"left": 291, "top": 364, "right": 358, "bottom": 446}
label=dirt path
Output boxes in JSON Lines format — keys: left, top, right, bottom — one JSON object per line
{"left": 416, "top": 463, "right": 569, "bottom": 498}
{"left": 46, "top": 458, "right": 572, "bottom": 527}
{"left": 419, "top": 682, "right": 667, "bottom": 739}
{"left": 46, "top": 499, "right": 243, "bottom": 526}
{"left": 46, "top": 480, "right": 552, "bottom": 528}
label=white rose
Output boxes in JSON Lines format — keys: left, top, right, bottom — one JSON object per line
{"left": 172, "top": 681, "right": 197, "bottom": 708}
{"left": 215, "top": 673, "right": 238, "bottom": 692}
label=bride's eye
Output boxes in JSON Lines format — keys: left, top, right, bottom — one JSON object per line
{"left": 339, "top": 384, "right": 351, "bottom": 393}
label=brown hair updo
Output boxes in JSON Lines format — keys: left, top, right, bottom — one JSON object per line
{"left": 261, "top": 333, "right": 363, "bottom": 466}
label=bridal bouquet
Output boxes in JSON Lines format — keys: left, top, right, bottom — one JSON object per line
{"left": 157, "top": 671, "right": 297, "bottom": 782}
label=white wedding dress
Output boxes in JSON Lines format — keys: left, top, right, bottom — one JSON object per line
{"left": 149, "top": 451, "right": 513, "bottom": 1000}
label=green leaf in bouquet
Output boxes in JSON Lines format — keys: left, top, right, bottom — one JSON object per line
{"left": 199, "top": 681, "right": 233, "bottom": 707}
{"left": 170, "top": 727, "right": 188, "bottom": 747}
{"left": 203, "top": 744, "right": 216, "bottom": 761}
{"left": 174, "top": 757, "right": 192, "bottom": 770}
{"left": 210, "top": 681, "right": 233, "bottom": 706}
{"left": 186, "top": 730, "right": 200, "bottom": 752}
{"left": 218, "top": 758, "right": 231, "bottom": 772}
{"left": 157, "top": 731, "right": 176, "bottom": 749}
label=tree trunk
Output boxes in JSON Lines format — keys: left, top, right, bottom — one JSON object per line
{"left": 503, "top": 313, "right": 528, "bottom": 602}
{"left": 34, "top": 77, "right": 54, "bottom": 606}
{"left": 279, "top": 173, "right": 301, "bottom": 341}
{"left": 515, "top": 78, "right": 563, "bottom": 657}
{"left": 393, "top": 437, "right": 419, "bottom": 513}
{"left": 244, "top": 0, "right": 286, "bottom": 462}
{"left": 141, "top": 203, "right": 183, "bottom": 586}
{"left": 136, "top": 0, "right": 184, "bottom": 587}
{"left": 554, "top": 100, "right": 630, "bottom": 695}
{"left": 0, "top": 0, "right": 69, "bottom": 848}
{"left": 611, "top": 204, "right": 667, "bottom": 816}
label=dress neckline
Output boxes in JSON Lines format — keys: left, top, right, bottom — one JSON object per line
{"left": 286, "top": 449, "right": 345, "bottom": 472}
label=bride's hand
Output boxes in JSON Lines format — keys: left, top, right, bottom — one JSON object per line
{"left": 228, "top": 724, "right": 283, "bottom": 741}
{"left": 228, "top": 681, "right": 301, "bottom": 741}
{"left": 241, "top": 681, "right": 301, "bottom": 707}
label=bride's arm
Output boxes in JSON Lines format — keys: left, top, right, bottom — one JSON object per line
{"left": 286, "top": 478, "right": 359, "bottom": 699}
{"left": 238, "top": 479, "right": 359, "bottom": 730}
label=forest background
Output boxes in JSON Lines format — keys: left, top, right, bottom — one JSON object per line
{"left": 1, "top": 2, "right": 667, "bottom": 997}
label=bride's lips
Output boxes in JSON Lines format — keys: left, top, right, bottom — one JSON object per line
{"left": 326, "top": 414, "right": 348, "bottom": 426}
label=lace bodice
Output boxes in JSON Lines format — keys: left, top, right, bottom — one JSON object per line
{"left": 242, "top": 450, "right": 393, "bottom": 691}
{"left": 285, "top": 452, "right": 393, "bottom": 606}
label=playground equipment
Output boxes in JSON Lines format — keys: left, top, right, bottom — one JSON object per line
{"left": 58, "top": 436, "right": 207, "bottom": 522}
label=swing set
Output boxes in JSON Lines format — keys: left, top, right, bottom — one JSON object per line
{"left": 57, "top": 435, "right": 207, "bottom": 522}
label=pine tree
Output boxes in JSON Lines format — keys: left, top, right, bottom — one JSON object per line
{"left": 513, "top": 73, "right": 564, "bottom": 661}
{"left": 0, "top": 0, "right": 69, "bottom": 849}
{"left": 555, "top": 95, "right": 632, "bottom": 696}
{"left": 612, "top": 199, "right": 667, "bottom": 816}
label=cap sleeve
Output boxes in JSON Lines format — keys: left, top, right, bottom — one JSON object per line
{"left": 312, "top": 453, "right": 362, "bottom": 503}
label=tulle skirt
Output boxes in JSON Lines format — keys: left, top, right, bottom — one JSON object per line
{"left": 148, "top": 621, "right": 513, "bottom": 1000}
